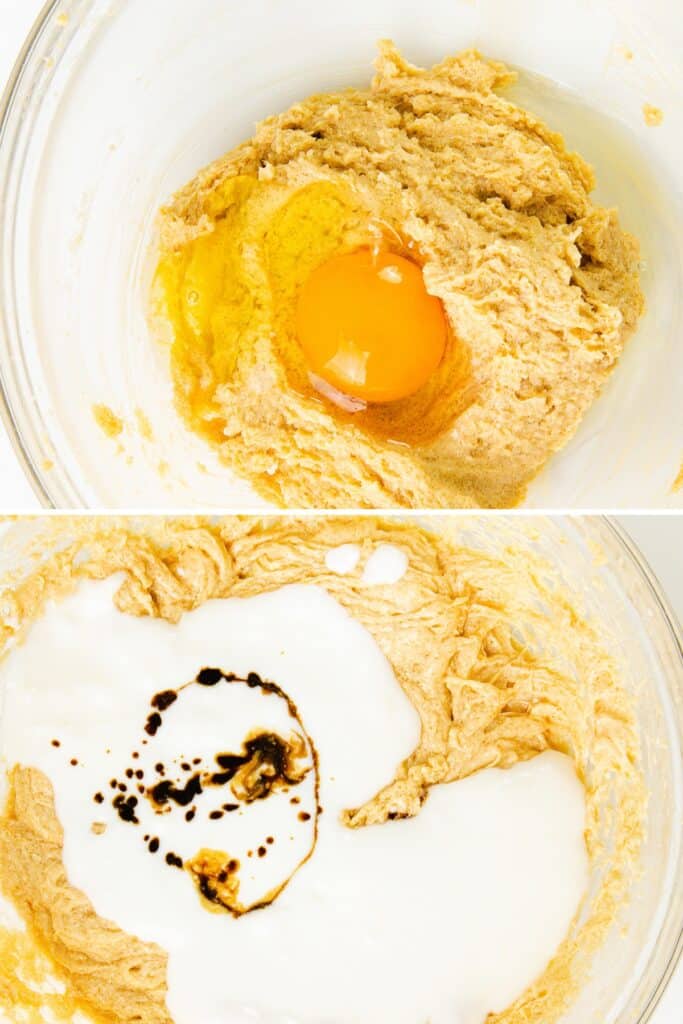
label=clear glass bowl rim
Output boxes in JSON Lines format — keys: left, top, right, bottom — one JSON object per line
{"left": 0, "top": 0, "right": 79, "bottom": 506}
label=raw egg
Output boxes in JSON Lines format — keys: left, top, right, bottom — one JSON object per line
{"left": 295, "top": 248, "right": 447, "bottom": 403}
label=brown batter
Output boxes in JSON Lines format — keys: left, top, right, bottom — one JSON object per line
{"left": 153, "top": 44, "right": 644, "bottom": 508}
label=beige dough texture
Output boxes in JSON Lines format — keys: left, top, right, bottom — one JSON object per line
{"left": 0, "top": 517, "right": 644, "bottom": 1024}
{"left": 153, "top": 43, "right": 644, "bottom": 509}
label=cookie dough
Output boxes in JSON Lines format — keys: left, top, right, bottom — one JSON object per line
{"left": 152, "top": 43, "right": 644, "bottom": 508}
{"left": 0, "top": 517, "right": 643, "bottom": 1024}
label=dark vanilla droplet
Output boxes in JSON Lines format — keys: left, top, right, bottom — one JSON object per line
{"left": 145, "top": 712, "right": 163, "bottom": 736}
{"left": 113, "top": 793, "right": 139, "bottom": 824}
{"left": 211, "top": 732, "right": 307, "bottom": 801}
{"left": 122, "top": 666, "right": 322, "bottom": 919}
{"left": 149, "top": 774, "right": 203, "bottom": 809}
{"left": 51, "top": 739, "right": 61, "bottom": 748}
{"left": 151, "top": 689, "right": 178, "bottom": 712}
{"left": 196, "top": 668, "right": 223, "bottom": 686}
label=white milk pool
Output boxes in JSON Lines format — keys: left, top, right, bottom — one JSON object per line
{"left": 0, "top": 576, "right": 587, "bottom": 1024}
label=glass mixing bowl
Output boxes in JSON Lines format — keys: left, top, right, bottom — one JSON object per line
{"left": 0, "top": 0, "right": 682, "bottom": 508}
{"left": 0, "top": 514, "right": 681, "bottom": 1023}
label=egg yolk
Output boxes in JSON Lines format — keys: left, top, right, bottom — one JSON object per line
{"left": 295, "top": 248, "right": 447, "bottom": 403}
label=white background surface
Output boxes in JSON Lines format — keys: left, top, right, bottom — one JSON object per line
{"left": 0, "top": 3, "right": 681, "bottom": 1014}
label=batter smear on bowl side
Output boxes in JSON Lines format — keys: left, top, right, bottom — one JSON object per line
{"left": 152, "top": 43, "right": 644, "bottom": 508}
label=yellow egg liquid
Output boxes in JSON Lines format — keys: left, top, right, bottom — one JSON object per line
{"left": 153, "top": 177, "right": 471, "bottom": 451}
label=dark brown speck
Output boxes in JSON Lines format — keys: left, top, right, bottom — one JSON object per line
{"left": 196, "top": 668, "right": 223, "bottom": 686}
{"left": 151, "top": 689, "right": 178, "bottom": 712}
{"left": 145, "top": 712, "right": 163, "bottom": 737}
